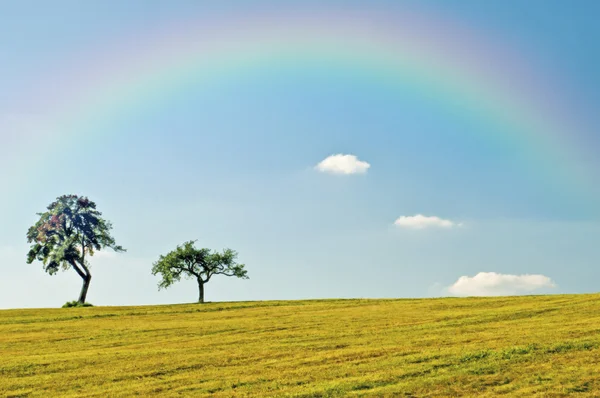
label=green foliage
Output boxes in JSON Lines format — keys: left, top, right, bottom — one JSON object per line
{"left": 62, "top": 301, "right": 94, "bottom": 308}
{"left": 152, "top": 240, "right": 248, "bottom": 302}
{"left": 26, "top": 194, "right": 125, "bottom": 303}
{"left": 26, "top": 194, "right": 125, "bottom": 273}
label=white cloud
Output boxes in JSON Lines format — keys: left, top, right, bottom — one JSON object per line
{"left": 448, "top": 272, "right": 556, "bottom": 297}
{"left": 394, "top": 214, "right": 458, "bottom": 229}
{"left": 315, "top": 154, "right": 370, "bottom": 175}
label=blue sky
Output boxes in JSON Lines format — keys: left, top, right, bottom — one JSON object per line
{"left": 1, "top": 1, "right": 599, "bottom": 308}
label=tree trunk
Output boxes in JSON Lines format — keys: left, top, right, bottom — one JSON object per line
{"left": 78, "top": 274, "right": 91, "bottom": 304}
{"left": 198, "top": 280, "right": 205, "bottom": 303}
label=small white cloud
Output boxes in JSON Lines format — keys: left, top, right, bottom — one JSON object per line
{"left": 315, "top": 154, "right": 370, "bottom": 175}
{"left": 448, "top": 272, "right": 556, "bottom": 297}
{"left": 394, "top": 214, "right": 457, "bottom": 229}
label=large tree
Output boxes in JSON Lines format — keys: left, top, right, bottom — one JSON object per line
{"left": 152, "top": 241, "right": 248, "bottom": 303}
{"left": 26, "top": 194, "right": 125, "bottom": 304}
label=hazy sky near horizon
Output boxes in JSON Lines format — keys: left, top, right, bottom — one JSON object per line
{"left": 1, "top": 1, "right": 600, "bottom": 308}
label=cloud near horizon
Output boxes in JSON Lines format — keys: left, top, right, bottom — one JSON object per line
{"left": 315, "top": 154, "right": 370, "bottom": 175}
{"left": 394, "top": 214, "right": 460, "bottom": 229}
{"left": 448, "top": 272, "right": 556, "bottom": 296}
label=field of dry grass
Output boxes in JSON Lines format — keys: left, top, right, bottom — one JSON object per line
{"left": 2, "top": 294, "right": 600, "bottom": 397}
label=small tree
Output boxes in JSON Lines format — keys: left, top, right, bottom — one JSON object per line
{"left": 26, "top": 194, "right": 125, "bottom": 304}
{"left": 152, "top": 241, "right": 248, "bottom": 303}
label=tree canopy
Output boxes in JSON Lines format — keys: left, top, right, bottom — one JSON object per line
{"left": 26, "top": 194, "right": 125, "bottom": 304}
{"left": 152, "top": 240, "right": 248, "bottom": 303}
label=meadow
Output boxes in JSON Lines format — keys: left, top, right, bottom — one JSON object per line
{"left": 1, "top": 294, "right": 600, "bottom": 397}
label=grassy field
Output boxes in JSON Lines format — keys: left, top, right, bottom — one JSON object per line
{"left": 2, "top": 294, "right": 600, "bottom": 397}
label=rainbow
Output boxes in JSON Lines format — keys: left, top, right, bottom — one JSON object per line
{"left": 18, "top": 4, "right": 598, "bottom": 199}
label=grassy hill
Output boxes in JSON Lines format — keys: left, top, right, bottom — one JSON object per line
{"left": 2, "top": 294, "right": 600, "bottom": 397}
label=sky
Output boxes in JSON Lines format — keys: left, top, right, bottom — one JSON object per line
{"left": 1, "top": 1, "right": 599, "bottom": 308}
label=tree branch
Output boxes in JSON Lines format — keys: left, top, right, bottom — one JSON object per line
{"left": 81, "top": 236, "right": 86, "bottom": 269}
{"left": 69, "top": 260, "right": 87, "bottom": 280}
{"left": 212, "top": 271, "right": 235, "bottom": 277}
{"left": 79, "top": 261, "right": 91, "bottom": 278}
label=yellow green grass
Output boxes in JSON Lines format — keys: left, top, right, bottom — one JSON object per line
{"left": 2, "top": 294, "right": 600, "bottom": 397}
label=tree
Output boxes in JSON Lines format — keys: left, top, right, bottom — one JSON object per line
{"left": 26, "top": 194, "right": 125, "bottom": 304}
{"left": 151, "top": 241, "right": 248, "bottom": 303}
